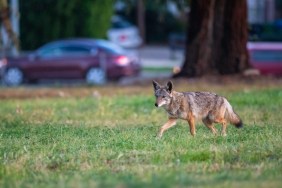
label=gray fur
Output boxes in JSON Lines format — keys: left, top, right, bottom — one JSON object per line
{"left": 153, "top": 80, "right": 243, "bottom": 137}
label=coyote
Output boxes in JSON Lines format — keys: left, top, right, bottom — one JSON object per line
{"left": 153, "top": 80, "right": 242, "bottom": 138}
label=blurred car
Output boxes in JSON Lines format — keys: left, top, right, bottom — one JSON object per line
{"left": 0, "top": 39, "right": 141, "bottom": 86}
{"left": 248, "top": 42, "right": 282, "bottom": 75}
{"left": 107, "top": 16, "right": 142, "bottom": 48}
{"left": 0, "top": 57, "right": 7, "bottom": 79}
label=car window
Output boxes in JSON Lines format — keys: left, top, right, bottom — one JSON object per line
{"left": 251, "top": 50, "right": 282, "bottom": 62}
{"left": 38, "top": 46, "right": 63, "bottom": 57}
{"left": 38, "top": 45, "right": 93, "bottom": 57}
{"left": 60, "top": 46, "right": 91, "bottom": 56}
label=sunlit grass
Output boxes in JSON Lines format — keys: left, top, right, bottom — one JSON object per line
{"left": 0, "top": 81, "right": 281, "bottom": 187}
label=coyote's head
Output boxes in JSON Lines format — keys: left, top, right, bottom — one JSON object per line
{"left": 152, "top": 80, "right": 173, "bottom": 107}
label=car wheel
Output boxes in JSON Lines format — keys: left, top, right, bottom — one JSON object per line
{"left": 4, "top": 67, "right": 24, "bottom": 86}
{"left": 85, "top": 68, "right": 106, "bottom": 85}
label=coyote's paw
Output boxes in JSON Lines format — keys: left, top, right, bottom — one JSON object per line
{"left": 221, "top": 132, "right": 227, "bottom": 137}
{"left": 156, "top": 133, "right": 163, "bottom": 140}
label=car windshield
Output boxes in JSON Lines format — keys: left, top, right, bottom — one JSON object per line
{"left": 112, "top": 20, "right": 132, "bottom": 29}
{"left": 96, "top": 40, "right": 125, "bottom": 55}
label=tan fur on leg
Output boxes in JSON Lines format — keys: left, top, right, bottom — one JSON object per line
{"left": 187, "top": 117, "right": 196, "bottom": 136}
{"left": 157, "top": 118, "right": 177, "bottom": 138}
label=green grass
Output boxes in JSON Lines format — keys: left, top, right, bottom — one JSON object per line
{"left": 0, "top": 84, "right": 281, "bottom": 188}
{"left": 143, "top": 67, "right": 173, "bottom": 72}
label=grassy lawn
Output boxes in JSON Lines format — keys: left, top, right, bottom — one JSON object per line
{"left": 0, "top": 79, "right": 281, "bottom": 188}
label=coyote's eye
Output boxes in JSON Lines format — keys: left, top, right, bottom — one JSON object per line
{"left": 162, "top": 96, "right": 165, "bottom": 99}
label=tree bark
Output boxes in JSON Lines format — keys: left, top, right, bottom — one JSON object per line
{"left": 137, "top": 0, "right": 145, "bottom": 44}
{"left": 0, "top": 0, "right": 19, "bottom": 52}
{"left": 174, "top": 0, "right": 249, "bottom": 77}
{"left": 216, "top": 0, "right": 249, "bottom": 74}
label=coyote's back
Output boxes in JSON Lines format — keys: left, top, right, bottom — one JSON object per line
{"left": 182, "top": 91, "right": 242, "bottom": 128}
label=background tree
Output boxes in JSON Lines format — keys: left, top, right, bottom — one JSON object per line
{"left": 137, "top": 0, "right": 145, "bottom": 43}
{"left": 174, "top": 0, "right": 250, "bottom": 77}
{"left": 0, "top": 0, "right": 19, "bottom": 52}
{"left": 20, "top": 0, "right": 114, "bottom": 50}
{"left": 117, "top": 0, "right": 188, "bottom": 43}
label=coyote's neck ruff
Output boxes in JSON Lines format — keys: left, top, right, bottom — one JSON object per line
{"left": 153, "top": 80, "right": 242, "bottom": 138}
{"left": 163, "top": 91, "right": 186, "bottom": 118}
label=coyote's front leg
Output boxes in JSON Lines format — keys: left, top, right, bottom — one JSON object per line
{"left": 157, "top": 118, "right": 177, "bottom": 138}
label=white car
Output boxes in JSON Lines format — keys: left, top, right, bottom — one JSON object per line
{"left": 107, "top": 16, "right": 143, "bottom": 48}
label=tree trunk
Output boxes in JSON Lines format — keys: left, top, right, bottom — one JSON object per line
{"left": 137, "top": 0, "right": 145, "bottom": 44}
{"left": 0, "top": 0, "right": 19, "bottom": 52}
{"left": 174, "top": 0, "right": 249, "bottom": 77}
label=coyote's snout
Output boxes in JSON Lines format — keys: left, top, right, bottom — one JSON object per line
{"left": 153, "top": 80, "right": 243, "bottom": 138}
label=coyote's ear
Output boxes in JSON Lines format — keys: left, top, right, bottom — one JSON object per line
{"left": 152, "top": 80, "right": 161, "bottom": 90}
{"left": 166, "top": 80, "right": 173, "bottom": 93}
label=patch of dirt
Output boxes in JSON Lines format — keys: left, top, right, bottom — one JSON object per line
{"left": 0, "top": 75, "right": 281, "bottom": 100}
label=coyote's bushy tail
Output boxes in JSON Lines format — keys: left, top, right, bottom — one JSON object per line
{"left": 224, "top": 99, "right": 243, "bottom": 128}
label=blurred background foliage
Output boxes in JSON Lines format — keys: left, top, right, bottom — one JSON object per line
{"left": 116, "top": 0, "right": 188, "bottom": 43}
{"left": 18, "top": 0, "right": 282, "bottom": 50}
{"left": 19, "top": 0, "right": 188, "bottom": 50}
{"left": 20, "top": 0, "right": 114, "bottom": 50}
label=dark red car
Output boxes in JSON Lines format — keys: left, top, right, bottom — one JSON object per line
{"left": 248, "top": 42, "right": 282, "bottom": 75}
{"left": 0, "top": 39, "right": 141, "bottom": 86}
